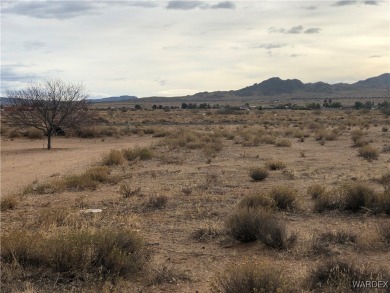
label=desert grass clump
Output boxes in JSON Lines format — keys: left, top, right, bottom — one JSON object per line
{"left": 307, "top": 184, "right": 326, "bottom": 199}
{"left": 84, "top": 166, "right": 112, "bottom": 183}
{"left": 121, "top": 147, "right": 154, "bottom": 161}
{"left": 144, "top": 195, "right": 168, "bottom": 210}
{"left": 307, "top": 258, "right": 388, "bottom": 292}
{"left": 26, "top": 128, "right": 44, "bottom": 139}
{"left": 350, "top": 129, "right": 366, "bottom": 147}
{"left": 378, "top": 221, "right": 390, "bottom": 246}
{"left": 342, "top": 182, "right": 380, "bottom": 212}
{"left": 102, "top": 149, "right": 125, "bottom": 166}
{"left": 211, "top": 262, "right": 292, "bottom": 293}
{"left": 265, "top": 160, "right": 286, "bottom": 170}
{"left": 226, "top": 208, "right": 296, "bottom": 249}
{"left": 37, "top": 207, "right": 72, "bottom": 228}
{"left": 0, "top": 195, "right": 18, "bottom": 211}
{"left": 269, "top": 186, "right": 298, "bottom": 211}
{"left": 314, "top": 191, "right": 343, "bottom": 212}
{"left": 63, "top": 173, "right": 98, "bottom": 191}
{"left": 377, "top": 171, "right": 390, "bottom": 191}
{"left": 319, "top": 231, "right": 357, "bottom": 245}
{"left": 191, "top": 222, "right": 223, "bottom": 242}
{"left": 239, "top": 193, "right": 276, "bottom": 210}
{"left": 1, "top": 229, "right": 146, "bottom": 283}
{"left": 119, "top": 183, "right": 141, "bottom": 198}
{"left": 358, "top": 145, "right": 379, "bottom": 161}
{"left": 249, "top": 167, "right": 269, "bottom": 181}
{"left": 275, "top": 138, "right": 292, "bottom": 147}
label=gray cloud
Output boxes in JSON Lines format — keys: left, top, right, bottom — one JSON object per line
{"left": 24, "top": 41, "right": 46, "bottom": 51}
{"left": 166, "top": 1, "right": 205, "bottom": 10}
{"left": 269, "top": 25, "right": 319, "bottom": 35}
{"left": 287, "top": 25, "right": 303, "bottom": 34}
{"left": 2, "top": 1, "right": 101, "bottom": 19}
{"left": 166, "top": 1, "right": 235, "bottom": 10}
{"left": 302, "top": 5, "right": 318, "bottom": 10}
{"left": 304, "top": 28, "right": 321, "bottom": 34}
{"left": 211, "top": 1, "right": 236, "bottom": 9}
{"left": 1, "top": 64, "right": 41, "bottom": 82}
{"left": 363, "top": 0, "right": 379, "bottom": 5}
{"left": 2, "top": 1, "right": 159, "bottom": 19}
{"left": 333, "top": 1, "right": 358, "bottom": 6}
{"left": 254, "top": 43, "right": 287, "bottom": 49}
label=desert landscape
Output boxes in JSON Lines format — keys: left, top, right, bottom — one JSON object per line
{"left": 1, "top": 105, "right": 389, "bottom": 292}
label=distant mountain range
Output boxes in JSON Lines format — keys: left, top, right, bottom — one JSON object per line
{"left": 192, "top": 73, "right": 390, "bottom": 98}
{"left": 87, "top": 95, "right": 138, "bottom": 103}
{"left": 1, "top": 74, "right": 389, "bottom": 105}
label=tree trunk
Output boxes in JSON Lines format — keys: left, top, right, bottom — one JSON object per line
{"left": 47, "top": 132, "right": 52, "bottom": 150}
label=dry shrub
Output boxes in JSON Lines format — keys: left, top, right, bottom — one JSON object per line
{"left": 1, "top": 229, "right": 146, "bottom": 282}
{"left": 121, "top": 147, "right": 154, "bottom": 161}
{"left": 144, "top": 195, "right": 168, "bottom": 210}
{"left": 358, "top": 145, "right": 379, "bottom": 161}
{"left": 147, "top": 264, "right": 189, "bottom": 286}
{"left": 102, "top": 149, "right": 125, "bottom": 166}
{"left": 238, "top": 193, "right": 276, "bottom": 210}
{"left": 191, "top": 222, "right": 223, "bottom": 242}
{"left": 63, "top": 173, "right": 98, "bottom": 191}
{"left": 382, "top": 144, "right": 390, "bottom": 153}
{"left": 314, "top": 183, "right": 386, "bottom": 214}
{"left": 342, "top": 182, "right": 380, "bottom": 212}
{"left": 37, "top": 208, "right": 72, "bottom": 228}
{"left": 318, "top": 231, "right": 357, "bottom": 245}
{"left": 275, "top": 139, "right": 292, "bottom": 147}
{"left": 307, "top": 184, "right": 326, "bottom": 199}
{"left": 249, "top": 167, "right": 268, "bottom": 181}
{"left": 26, "top": 128, "right": 44, "bottom": 139}
{"left": 377, "top": 171, "right": 390, "bottom": 191}
{"left": 119, "top": 183, "right": 141, "bottom": 198}
{"left": 378, "top": 221, "right": 390, "bottom": 247}
{"left": 269, "top": 186, "right": 299, "bottom": 211}
{"left": 1, "top": 195, "right": 17, "bottom": 211}
{"left": 315, "top": 129, "right": 338, "bottom": 141}
{"left": 314, "top": 191, "right": 343, "bottom": 212}
{"left": 226, "top": 208, "right": 296, "bottom": 249}
{"left": 265, "top": 160, "right": 286, "bottom": 170}
{"left": 307, "top": 258, "right": 388, "bottom": 292}
{"left": 350, "top": 129, "right": 366, "bottom": 147}
{"left": 211, "top": 262, "right": 292, "bottom": 293}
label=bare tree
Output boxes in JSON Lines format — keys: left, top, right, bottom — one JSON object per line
{"left": 5, "top": 79, "right": 94, "bottom": 150}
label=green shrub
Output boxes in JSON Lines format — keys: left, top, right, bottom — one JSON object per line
{"left": 102, "top": 149, "right": 125, "bottom": 165}
{"left": 358, "top": 145, "right": 379, "bottom": 161}
{"left": 249, "top": 167, "right": 268, "bottom": 181}
{"left": 269, "top": 186, "right": 298, "bottom": 211}
{"left": 226, "top": 208, "right": 296, "bottom": 249}
{"left": 211, "top": 262, "right": 291, "bottom": 293}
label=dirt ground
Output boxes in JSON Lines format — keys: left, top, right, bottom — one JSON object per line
{"left": 1, "top": 136, "right": 156, "bottom": 196}
{"left": 1, "top": 109, "right": 390, "bottom": 292}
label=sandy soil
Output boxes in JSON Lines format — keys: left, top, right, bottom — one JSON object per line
{"left": 1, "top": 136, "right": 156, "bottom": 196}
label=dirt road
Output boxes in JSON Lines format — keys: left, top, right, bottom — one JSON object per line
{"left": 1, "top": 136, "right": 156, "bottom": 196}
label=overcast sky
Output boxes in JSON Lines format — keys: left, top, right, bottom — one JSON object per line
{"left": 1, "top": 0, "right": 389, "bottom": 98}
